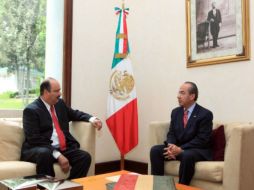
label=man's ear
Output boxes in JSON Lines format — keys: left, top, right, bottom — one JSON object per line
{"left": 43, "top": 89, "right": 50, "bottom": 97}
{"left": 190, "top": 93, "right": 195, "bottom": 101}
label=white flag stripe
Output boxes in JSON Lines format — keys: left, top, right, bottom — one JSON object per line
{"left": 107, "top": 57, "right": 137, "bottom": 117}
{"left": 118, "top": 39, "right": 123, "bottom": 54}
{"left": 118, "top": 11, "right": 124, "bottom": 53}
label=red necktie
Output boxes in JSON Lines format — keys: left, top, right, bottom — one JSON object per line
{"left": 183, "top": 110, "right": 188, "bottom": 128}
{"left": 50, "top": 105, "right": 66, "bottom": 151}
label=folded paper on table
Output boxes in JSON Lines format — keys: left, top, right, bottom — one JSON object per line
{"left": 106, "top": 174, "right": 176, "bottom": 190}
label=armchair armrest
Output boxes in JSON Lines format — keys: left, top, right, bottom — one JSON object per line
{"left": 148, "top": 121, "right": 169, "bottom": 174}
{"left": 69, "top": 121, "right": 95, "bottom": 176}
{"left": 149, "top": 121, "right": 169, "bottom": 147}
{"left": 223, "top": 124, "right": 254, "bottom": 190}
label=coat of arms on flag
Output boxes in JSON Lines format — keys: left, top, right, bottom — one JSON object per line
{"left": 106, "top": 3, "right": 138, "bottom": 156}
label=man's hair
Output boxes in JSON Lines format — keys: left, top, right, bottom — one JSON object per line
{"left": 185, "top": 81, "right": 198, "bottom": 101}
{"left": 40, "top": 77, "right": 56, "bottom": 96}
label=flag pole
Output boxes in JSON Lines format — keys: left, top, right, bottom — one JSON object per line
{"left": 120, "top": 0, "right": 125, "bottom": 171}
{"left": 122, "top": 0, "right": 125, "bottom": 10}
{"left": 120, "top": 155, "right": 125, "bottom": 170}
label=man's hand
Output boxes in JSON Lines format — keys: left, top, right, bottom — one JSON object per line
{"left": 57, "top": 154, "right": 70, "bottom": 173}
{"left": 170, "top": 144, "right": 183, "bottom": 156}
{"left": 163, "top": 145, "right": 176, "bottom": 160}
{"left": 163, "top": 144, "right": 183, "bottom": 160}
{"left": 92, "top": 118, "right": 102, "bottom": 131}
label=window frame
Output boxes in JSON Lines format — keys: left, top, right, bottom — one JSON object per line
{"left": 62, "top": 0, "right": 73, "bottom": 107}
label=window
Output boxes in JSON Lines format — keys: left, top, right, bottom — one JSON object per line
{"left": 0, "top": 0, "right": 72, "bottom": 115}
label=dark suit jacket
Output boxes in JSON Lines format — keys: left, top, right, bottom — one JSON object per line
{"left": 207, "top": 9, "right": 222, "bottom": 35}
{"left": 21, "top": 98, "right": 92, "bottom": 153}
{"left": 166, "top": 104, "right": 213, "bottom": 160}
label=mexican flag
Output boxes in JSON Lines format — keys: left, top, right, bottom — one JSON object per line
{"left": 106, "top": 6, "right": 138, "bottom": 156}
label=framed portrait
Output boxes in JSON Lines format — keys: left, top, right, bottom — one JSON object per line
{"left": 186, "top": 0, "right": 250, "bottom": 67}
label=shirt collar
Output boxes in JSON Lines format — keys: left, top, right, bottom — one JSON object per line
{"left": 40, "top": 97, "right": 51, "bottom": 112}
{"left": 186, "top": 103, "right": 196, "bottom": 115}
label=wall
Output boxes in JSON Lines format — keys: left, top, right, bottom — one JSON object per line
{"left": 72, "top": 0, "right": 254, "bottom": 163}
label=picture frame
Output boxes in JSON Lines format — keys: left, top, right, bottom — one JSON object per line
{"left": 186, "top": 0, "right": 250, "bottom": 67}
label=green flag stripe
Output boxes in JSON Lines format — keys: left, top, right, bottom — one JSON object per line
{"left": 112, "top": 10, "right": 124, "bottom": 69}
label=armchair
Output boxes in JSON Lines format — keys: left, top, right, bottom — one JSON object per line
{"left": 0, "top": 118, "right": 95, "bottom": 181}
{"left": 149, "top": 121, "right": 254, "bottom": 190}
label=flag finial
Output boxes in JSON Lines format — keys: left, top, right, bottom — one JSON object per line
{"left": 122, "top": 0, "right": 125, "bottom": 10}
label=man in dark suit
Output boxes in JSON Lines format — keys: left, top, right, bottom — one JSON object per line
{"left": 150, "top": 81, "right": 213, "bottom": 185}
{"left": 21, "top": 77, "right": 102, "bottom": 179}
{"left": 207, "top": 1, "right": 222, "bottom": 48}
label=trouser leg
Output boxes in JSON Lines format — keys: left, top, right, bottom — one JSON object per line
{"left": 212, "top": 32, "right": 219, "bottom": 47}
{"left": 63, "top": 148, "right": 91, "bottom": 179}
{"left": 177, "top": 150, "right": 204, "bottom": 185}
{"left": 150, "top": 145, "right": 165, "bottom": 175}
{"left": 21, "top": 147, "right": 55, "bottom": 177}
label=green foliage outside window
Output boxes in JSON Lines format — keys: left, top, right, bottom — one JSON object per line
{"left": 0, "top": 0, "right": 46, "bottom": 109}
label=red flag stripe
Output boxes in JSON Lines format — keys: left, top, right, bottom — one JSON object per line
{"left": 122, "top": 11, "right": 128, "bottom": 54}
{"left": 106, "top": 98, "right": 138, "bottom": 155}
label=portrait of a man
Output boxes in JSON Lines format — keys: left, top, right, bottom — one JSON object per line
{"left": 207, "top": 1, "right": 222, "bottom": 48}
{"left": 195, "top": 0, "right": 236, "bottom": 53}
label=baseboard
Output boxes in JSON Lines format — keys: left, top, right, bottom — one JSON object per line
{"left": 95, "top": 160, "right": 148, "bottom": 175}
{"left": 95, "top": 160, "right": 120, "bottom": 175}
{"left": 124, "top": 159, "right": 148, "bottom": 174}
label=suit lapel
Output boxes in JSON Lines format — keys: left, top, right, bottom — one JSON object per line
{"left": 37, "top": 98, "right": 52, "bottom": 120}
{"left": 186, "top": 104, "right": 200, "bottom": 129}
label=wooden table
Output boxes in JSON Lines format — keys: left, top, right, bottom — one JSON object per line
{"left": 73, "top": 170, "right": 202, "bottom": 190}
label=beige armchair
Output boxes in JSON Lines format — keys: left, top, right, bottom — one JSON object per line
{"left": 149, "top": 121, "right": 254, "bottom": 190}
{"left": 0, "top": 118, "right": 95, "bottom": 181}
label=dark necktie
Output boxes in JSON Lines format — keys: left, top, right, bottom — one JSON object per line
{"left": 50, "top": 105, "right": 66, "bottom": 151}
{"left": 183, "top": 110, "right": 188, "bottom": 128}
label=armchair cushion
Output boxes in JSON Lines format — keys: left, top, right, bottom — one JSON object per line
{"left": 165, "top": 161, "right": 224, "bottom": 182}
{"left": 212, "top": 125, "right": 226, "bottom": 161}
{"left": 0, "top": 120, "right": 23, "bottom": 161}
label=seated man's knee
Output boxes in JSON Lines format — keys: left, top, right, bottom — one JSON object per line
{"left": 180, "top": 151, "right": 195, "bottom": 162}
{"left": 81, "top": 151, "right": 91, "bottom": 165}
{"left": 37, "top": 147, "right": 53, "bottom": 160}
{"left": 150, "top": 145, "right": 164, "bottom": 156}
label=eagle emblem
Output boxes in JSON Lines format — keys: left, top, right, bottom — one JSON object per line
{"left": 109, "top": 70, "right": 135, "bottom": 100}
